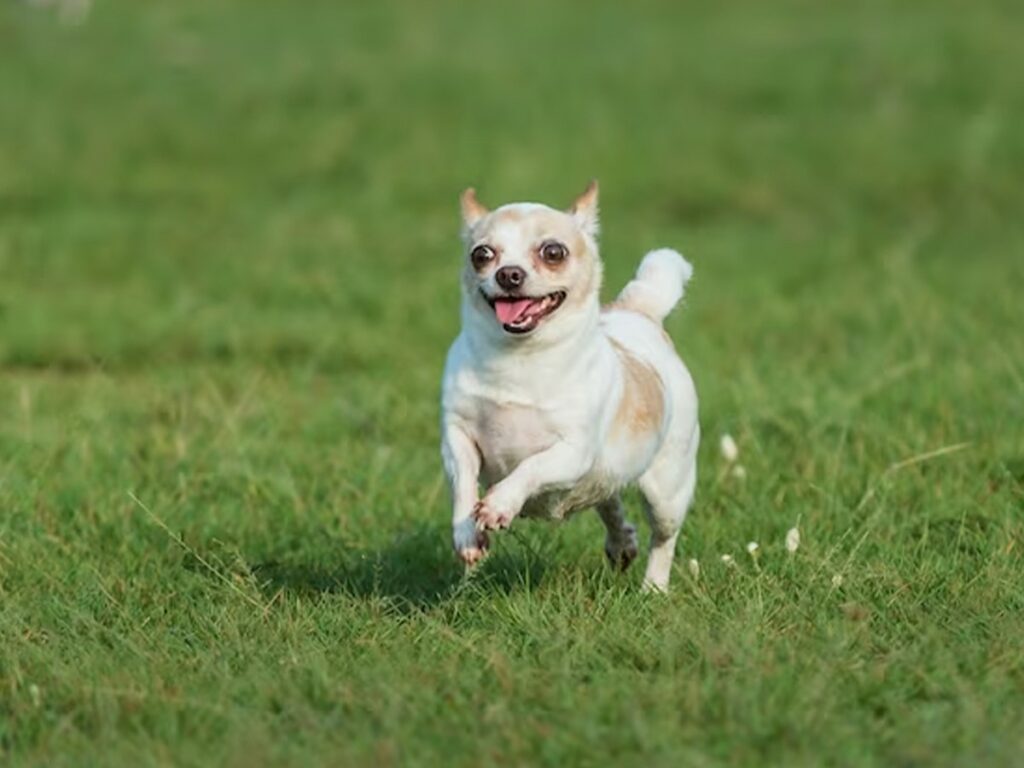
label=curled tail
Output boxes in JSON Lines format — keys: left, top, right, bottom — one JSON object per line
{"left": 614, "top": 248, "right": 693, "bottom": 323}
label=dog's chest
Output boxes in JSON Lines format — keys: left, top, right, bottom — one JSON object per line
{"left": 473, "top": 400, "right": 557, "bottom": 484}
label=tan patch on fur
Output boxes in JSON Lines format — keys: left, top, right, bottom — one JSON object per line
{"left": 610, "top": 340, "right": 665, "bottom": 436}
{"left": 530, "top": 235, "right": 583, "bottom": 275}
{"left": 460, "top": 188, "right": 489, "bottom": 226}
{"left": 607, "top": 293, "right": 662, "bottom": 323}
{"left": 533, "top": 258, "right": 568, "bottom": 273}
{"left": 569, "top": 180, "right": 599, "bottom": 215}
{"left": 488, "top": 207, "right": 526, "bottom": 226}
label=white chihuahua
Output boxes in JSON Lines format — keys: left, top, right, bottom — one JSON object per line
{"left": 440, "top": 182, "right": 699, "bottom": 591}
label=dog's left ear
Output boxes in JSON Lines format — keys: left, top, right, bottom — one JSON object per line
{"left": 569, "top": 179, "right": 599, "bottom": 237}
{"left": 460, "top": 187, "right": 489, "bottom": 229}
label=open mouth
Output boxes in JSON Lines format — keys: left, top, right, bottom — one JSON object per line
{"left": 485, "top": 290, "right": 567, "bottom": 334}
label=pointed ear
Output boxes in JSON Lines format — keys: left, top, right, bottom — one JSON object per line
{"left": 460, "top": 187, "right": 489, "bottom": 229}
{"left": 568, "top": 179, "right": 599, "bottom": 236}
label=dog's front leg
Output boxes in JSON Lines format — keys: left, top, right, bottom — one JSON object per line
{"left": 442, "top": 422, "right": 489, "bottom": 566}
{"left": 473, "top": 442, "right": 591, "bottom": 531}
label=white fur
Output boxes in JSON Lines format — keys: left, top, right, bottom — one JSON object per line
{"left": 616, "top": 248, "right": 693, "bottom": 322}
{"left": 440, "top": 190, "right": 699, "bottom": 591}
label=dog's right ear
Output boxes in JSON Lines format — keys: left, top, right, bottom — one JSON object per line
{"left": 460, "top": 187, "right": 489, "bottom": 229}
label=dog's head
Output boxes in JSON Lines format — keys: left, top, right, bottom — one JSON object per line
{"left": 458, "top": 181, "right": 603, "bottom": 340}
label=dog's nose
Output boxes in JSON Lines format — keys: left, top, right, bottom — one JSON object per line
{"left": 495, "top": 266, "right": 527, "bottom": 291}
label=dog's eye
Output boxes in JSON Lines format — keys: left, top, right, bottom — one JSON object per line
{"left": 540, "top": 241, "right": 568, "bottom": 264}
{"left": 470, "top": 245, "right": 495, "bottom": 269}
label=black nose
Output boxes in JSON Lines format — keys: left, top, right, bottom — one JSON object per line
{"left": 495, "top": 266, "right": 526, "bottom": 291}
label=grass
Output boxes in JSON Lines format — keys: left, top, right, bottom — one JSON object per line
{"left": 1, "top": 0, "right": 1023, "bottom": 765}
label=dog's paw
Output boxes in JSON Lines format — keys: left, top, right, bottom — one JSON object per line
{"left": 604, "top": 523, "right": 639, "bottom": 572}
{"left": 453, "top": 518, "right": 490, "bottom": 566}
{"left": 458, "top": 540, "right": 489, "bottom": 567}
{"left": 472, "top": 496, "right": 516, "bottom": 531}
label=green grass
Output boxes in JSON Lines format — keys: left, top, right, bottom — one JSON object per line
{"left": 2, "top": 0, "right": 1023, "bottom": 765}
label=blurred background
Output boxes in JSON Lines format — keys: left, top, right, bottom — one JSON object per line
{"left": 4, "top": 0, "right": 1020, "bottom": 379}
{"left": 1, "top": 0, "right": 1022, "bottom": 764}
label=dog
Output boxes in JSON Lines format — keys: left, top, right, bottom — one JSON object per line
{"left": 440, "top": 181, "right": 699, "bottom": 591}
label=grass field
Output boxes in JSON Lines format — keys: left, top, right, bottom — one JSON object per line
{"left": 2, "top": 0, "right": 1023, "bottom": 765}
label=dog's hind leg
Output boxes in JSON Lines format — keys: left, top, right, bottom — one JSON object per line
{"left": 638, "top": 446, "right": 697, "bottom": 592}
{"left": 596, "top": 495, "right": 639, "bottom": 571}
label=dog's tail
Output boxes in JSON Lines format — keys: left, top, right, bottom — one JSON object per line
{"left": 614, "top": 248, "right": 693, "bottom": 324}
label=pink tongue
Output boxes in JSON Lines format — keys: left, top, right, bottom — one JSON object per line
{"left": 494, "top": 298, "right": 536, "bottom": 325}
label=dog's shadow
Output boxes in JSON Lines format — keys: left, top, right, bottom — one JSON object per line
{"left": 250, "top": 523, "right": 552, "bottom": 611}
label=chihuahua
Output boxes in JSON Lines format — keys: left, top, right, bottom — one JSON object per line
{"left": 440, "top": 182, "right": 699, "bottom": 591}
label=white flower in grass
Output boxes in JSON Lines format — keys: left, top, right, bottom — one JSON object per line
{"left": 720, "top": 554, "right": 735, "bottom": 566}
{"left": 720, "top": 434, "right": 739, "bottom": 463}
{"left": 687, "top": 558, "right": 700, "bottom": 579}
{"left": 746, "top": 541, "right": 759, "bottom": 556}
{"left": 831, "top": 574, "right": 844, "bottom": 588}
{"left": 785, "top": 527, "right": 800, "bottom": 554}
